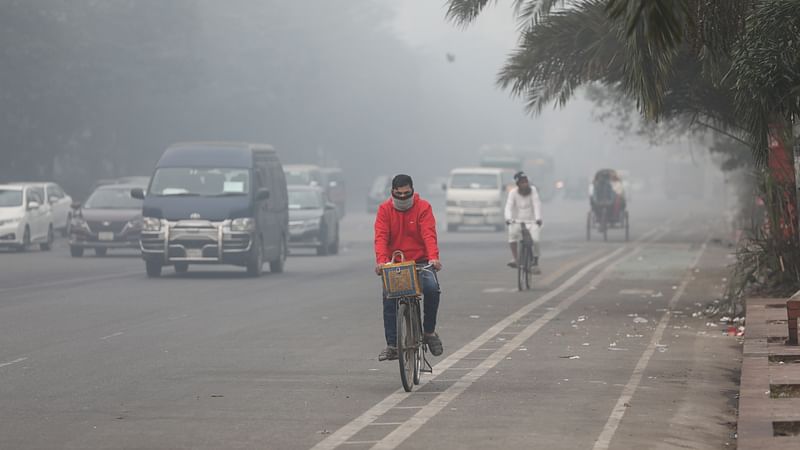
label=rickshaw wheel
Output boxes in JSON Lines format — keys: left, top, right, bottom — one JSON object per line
{"left": 586, "top": 212, "right": 592, "bottom": 241}
{"left": 624, "top": 211, "right": 630, "bottom": 241}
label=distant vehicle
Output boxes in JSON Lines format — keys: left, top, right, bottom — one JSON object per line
{"left": 132, "top": 142, "right": 288, "bottom": 277}
{"left": 284, "top": 164, "right": 324, "bottom": 187}
{"left": 68, "top": 183, "right": 145, "bottom": 257}
{"left": 479, "top": 147, "right": 556, "bottom": 201}
{"left": 288, "top": 185, "right": 340, "bottom": 256}
{"left": 367, "top": 175, "right": 391, "bottom": 213}
{"left": 92, "top": 176, "right": 151, "bottom": 191}
{"left": 18, "top": 182, "right": 72, "bottom": 236}
{"left": 444, "top": 167, "right": 513, "bottom": 232}
{"left": 0, "top": 183, "right": 54, "bottom": 251}
{"left": 320, "top": 167, "right": 346, "bottom": 218}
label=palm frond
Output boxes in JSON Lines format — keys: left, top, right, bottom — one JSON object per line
{"left": 446, "top": 0, "right": 495, "bottom": 26}
{"left": 605, "top": 0, "right": 689, "bottom": 50}
{"left": 512, "top": 0, "right": 564, "bottom": 29}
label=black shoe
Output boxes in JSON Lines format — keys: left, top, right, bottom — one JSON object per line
{"left": 507, "top": 260, "right": 518, "bottom": 268}
{"left": 424, "top": 333, "right": 443, "bottom": 356}
{"left": 378, "top": 346, "right": 398, "bottom": 361}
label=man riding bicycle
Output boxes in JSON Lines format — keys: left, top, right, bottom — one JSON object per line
{"left": 504, "top": 171, "right": 542, "bottom": 273}
{"left": 374, "top": 174, "right": 443, "bottom": 361}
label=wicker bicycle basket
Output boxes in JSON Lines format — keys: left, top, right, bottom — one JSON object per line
{"left": 381, "top": 251, "right": 422, "bottom": 299}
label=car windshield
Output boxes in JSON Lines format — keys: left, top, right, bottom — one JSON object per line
{"left": 450, "top": 174, "right": 499, "bottom": 189}
{"left": 289, "top": 190, "right": 322, "bottom": 209}
{"left": 0, "top": 189, "right": 23, "bottom": 207}
{"left": 285, "top": 169, "right": 319, "bottom": 186}
{"left": 85, "top": 188, "right": 143, "bottom": 209}
{"left": 149, "top": 168, "right": 250, "bottom": 196}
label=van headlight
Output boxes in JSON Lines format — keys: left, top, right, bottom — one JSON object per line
{"left": 230, "top": 217, "right": 255, "bottom": 232}
{"left": 142, "top": 217, "right": 163, "bottom": 232}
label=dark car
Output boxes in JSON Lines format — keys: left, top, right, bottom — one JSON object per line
{"left": 288, "top": 185, "right": 339, "bottom": 256}
{"left": 366, "top": 175, "right": 391, "bottom": 213}
{"left": 69, "top": 183, "right": 145, "bottom": 257}
{"left": 132, "top": 142, "right": 288, "bottom": 278}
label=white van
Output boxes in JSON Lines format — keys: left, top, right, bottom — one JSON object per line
{"left": 445, "top": 167, "right": 514, "bottom": 232}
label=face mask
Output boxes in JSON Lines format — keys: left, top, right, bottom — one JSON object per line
{"left": 392, "top": 191, "right": 414, "bottom": 211}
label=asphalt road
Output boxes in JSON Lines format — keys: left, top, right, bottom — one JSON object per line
{"left": 0, "top": 196, "right": 741, "bottom": 449}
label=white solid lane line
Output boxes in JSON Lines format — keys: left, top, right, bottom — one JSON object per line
{"left": 310, "top": 227, "right": 665, "bottom": 450}
{"left": 0, "top": 357, "right": 28, "bottom": 369}
{"left": 592, "top": 241, "right": 708, "bottom": 450}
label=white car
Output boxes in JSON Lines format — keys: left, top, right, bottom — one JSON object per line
{"left": 19, "top": 182, "right": 73, "bottom": 236}
{"left": 0, "top": 184, "right": 55, "bottom": 251}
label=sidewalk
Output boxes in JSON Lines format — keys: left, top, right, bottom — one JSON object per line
{"left": 739, "top": 297, "right": 800, "bottom": 448}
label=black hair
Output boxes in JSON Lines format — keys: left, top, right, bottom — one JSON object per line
{"left": 392, "top": 174, "right": 414, "bottom": 190}
{"left": 514, "top": 171, "right": 528, "bottom": 183}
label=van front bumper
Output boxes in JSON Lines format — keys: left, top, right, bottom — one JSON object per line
{"left": 140, "top": 219, "right": 254, "bottom": 266}
{"left": 446, "top": 206, "right": 504, "bottom": 226}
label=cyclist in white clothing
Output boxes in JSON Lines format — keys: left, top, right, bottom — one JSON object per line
{"left": 504, "top": 171, "right": 542, "bottom": 273}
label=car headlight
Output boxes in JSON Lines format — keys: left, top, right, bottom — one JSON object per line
{"left": 142, "top": 217, "right": 162, "bottom": 232}
{"left": 71, "top": 216, "right": 89, "bottom": 229}
{"left": 230, "top": 217, "right": 256, "bottom": 232}
{"left": 0, "top": 217, "right": 22, "bottom": 227}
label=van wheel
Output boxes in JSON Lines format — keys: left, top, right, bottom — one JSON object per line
{"left": 247, "top": 236, "right": 263, "bottom": 277}
{"left": 270, "top": 237, "right": 286, "bottom": 273}
{"left": 70, "top": 246, "right": 84, "bottom": 257}
{"left": 40, "top": 225, "right": 54, "bottom": 251}
{"left": 145, "top": 261, "right": 162, "bottom": 278}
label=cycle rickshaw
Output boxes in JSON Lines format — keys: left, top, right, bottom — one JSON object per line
{"left": 587, "top": 169, "right": 629, "bottom": 241}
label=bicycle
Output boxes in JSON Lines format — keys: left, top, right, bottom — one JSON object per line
{"left": 510, "top": 220, "right": 536, "bottom": 291}
{"left": 381, "top": 260, "right": 437, "bottom": 392}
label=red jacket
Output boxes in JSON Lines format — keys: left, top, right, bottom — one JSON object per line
{"left": 374, "top": 193, "right": 439, "bottom": 264}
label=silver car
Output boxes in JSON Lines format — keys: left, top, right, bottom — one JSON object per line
{"left": 288, "top": 186, "right": 339, "bottom": 256}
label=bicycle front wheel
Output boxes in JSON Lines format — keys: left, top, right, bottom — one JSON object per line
{"left": 397, "top": 302, "right": 415, "bottom": 392}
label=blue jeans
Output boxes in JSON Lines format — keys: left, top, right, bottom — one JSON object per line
{"left": 383, "top": 268, "right": 441, "bottom": 347}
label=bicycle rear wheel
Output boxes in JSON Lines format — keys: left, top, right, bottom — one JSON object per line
{"left": 517, "top": 242, "right": 527, "bottom": 291}
{"left": 397, "top": 302, "right": 415, "bottom": 392}
{"left": 524, "top": 244, "right": 532, "bottom": 290}
{"left": 412, "top": 301, "right": 422, "bottom": 385}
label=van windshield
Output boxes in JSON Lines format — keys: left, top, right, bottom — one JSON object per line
{"left": 450, "top": 174, "right": 499, "bottom": 190}
{"left": 149, "top": 168, "right": 250, "bottom": 196}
